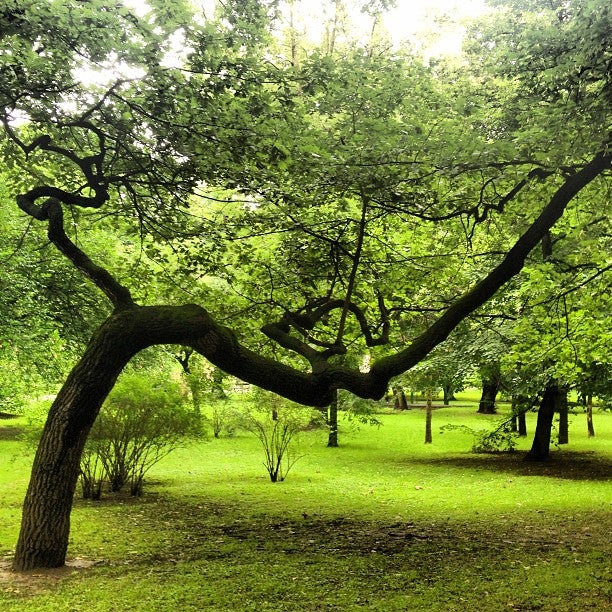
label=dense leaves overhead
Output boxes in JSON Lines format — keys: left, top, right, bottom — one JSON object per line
{"left": 0, "top": 0, "right": 610, "bottom": 385}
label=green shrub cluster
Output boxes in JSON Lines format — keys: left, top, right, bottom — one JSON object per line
{"left": 80, "top": 371, "right": 202, "bottom": 498}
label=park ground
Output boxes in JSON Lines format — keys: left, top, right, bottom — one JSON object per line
{"left": 0, "top": 393, "right": 610, "bottom": 611}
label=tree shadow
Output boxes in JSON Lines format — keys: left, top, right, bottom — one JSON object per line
{"left": 0, "top": 426, "right": 25, "bottom": 441}
{"left": 399, "top": 451, "right": 612, "bottom": 481}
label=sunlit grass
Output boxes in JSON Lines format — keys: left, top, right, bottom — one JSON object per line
{"left": 1, "top": 399, "right": 610, "bottom": 611}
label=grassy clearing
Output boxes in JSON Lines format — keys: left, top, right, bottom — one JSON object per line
{"left": 1, "top": 397, "right": 610, "bottom": 611}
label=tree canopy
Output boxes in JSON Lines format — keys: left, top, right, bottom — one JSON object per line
{"left": 1, "top": 0, "right": 610, "bottom": 570}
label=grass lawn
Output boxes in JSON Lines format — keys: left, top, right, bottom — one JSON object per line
{"left": 0, "top": 395, "right": 610, "bottom": 611}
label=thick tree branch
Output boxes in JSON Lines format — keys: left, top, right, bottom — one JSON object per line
{"left": 16, "top": 196, "right": 135, "bottom": 310}
{"left": 369, "top": 147, "right": 612, "bottom": 385}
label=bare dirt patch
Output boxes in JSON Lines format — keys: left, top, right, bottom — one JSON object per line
{"left": 0, "top": 556, "right": 102, "bottom": 597}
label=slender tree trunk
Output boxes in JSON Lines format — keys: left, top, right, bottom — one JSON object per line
{"left": 557, "top": 386, "right": 569, "bottom": 445}
{"left": 424, "top": 387, "right": 433, "bottom": 444}
{"left": 478, "top": 378, "right": 500, "bottom": 414}
{"left": 327, "top": 390, "right": 339, "bottom": 447}
{"left": 586, "top": 394, "right": 595, "bottom": 437}
{"left": 394, "top": 386, "right": 408, "bottom": 410}
{"left": 518, "top": 410, "right": 527, "bottom": 436}
{"left": 510, "top": 396, "right": 519, "bottom": 432}
{"left": 525, "top": 384, "right": 559, "bottom": 462}
{"left": 442, "top": 383, "right": 454, "bottom": 406}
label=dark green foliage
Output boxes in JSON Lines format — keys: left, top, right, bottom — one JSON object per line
{"left": 441, "top": 421, "right": 519, "bottom": 453}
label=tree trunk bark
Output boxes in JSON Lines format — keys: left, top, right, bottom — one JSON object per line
{"left": 510, "top": 396, "right": 519, "bottom": 432}
{"left": 424, "top": 387, "right": 433, "bottom": 444}
{"left": 477, "top": 378, "right": 500, "bottom": 414}
{"left": 327, "top": 390, "right": 339, "bottom": 447}
{"left": 394, "top": 387, "right": 408, "bottom": 410}
{"left": 518, "top": 410, "right": 527, "bottom": 437}
{"left": 557, "top": 386, "right": 569, "bottom": 445}
{"left": 442, "top": 383, "right": 454, "bottom": 406}
{"left": 525, "top": 384, "right": 558, "bottom": 462}
{"left": 586, "top": 394, "right": 595, "bottom": 437}
{"left": 13, "top": 315, "right": 139, "bottom": 570}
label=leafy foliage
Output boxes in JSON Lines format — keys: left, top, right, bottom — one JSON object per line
{"left": 441, "top": 421, "right": 519, "bottom": 453}
{"left": 243, "top": 390, "right": 321, "bottom": 482}
{"left": 80, "top": 371, "right": 202, "bottom": 498}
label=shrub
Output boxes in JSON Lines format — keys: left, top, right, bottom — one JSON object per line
{"left": 440, "top": 421, "right": 518, "bottom": 453}
{"left": 208, "top": 401, "right": 241, "bottom": 438}
{"left": 243, "top": 392, "right": 316, "bottom": 482}
{"left": 81, "top": 371, "right": 202, "bottom": 498}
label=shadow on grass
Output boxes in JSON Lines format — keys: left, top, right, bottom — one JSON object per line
{"left": 93, "top": 492, "right": 611, "bottom": 568}
{"left": 395, "top": 450, "right": 612, "bottom": 481}
{"left": 0, "top": 426, "right": 25, "bottom": 441}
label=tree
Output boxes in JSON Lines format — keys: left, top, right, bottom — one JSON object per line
{"left": 3, "top": 0, "right": 610, "bottom": 570}
{"left": 477, "top": 362, "right": 502, "bottom": 415}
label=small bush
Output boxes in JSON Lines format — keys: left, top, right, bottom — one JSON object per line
{"left": 440, "top": 421, "right": 518, "bottom": 453}
{"left": 81, "top": 371, "right": 202, "bottom": 498}
{"left": 208, "top": 401, "right": 241, "bottom": 438}
{"left": 243, "top": 392, "right": 316, "bottom": 482}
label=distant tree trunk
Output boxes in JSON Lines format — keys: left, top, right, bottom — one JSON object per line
{"left": 478, "top": 378, "right": 500, "bottom": 414}
{"left": 525, "top": 384, "right": 559, "bottom": 462}
{"left": 327, "top": 390, "right": 339, "bottom": 447}
{"left": 510, "top": 395, "right": 519, "bottom": 431}
{"left": 586, "top": 394, "right": 595, "bottom": 437}
{"left": 394, "top": 386, "right": 408, "bottom": 410}
{"left": 557, "top": 386, "right": 569, "bottom": 444}
{"left": 442, "top": 383, "right": 454, "bottom": 406}
{"left": 511, "top": 396, "right": 529, "bottom": 436}
{"left": 424, "top": 387, "right": 433, "bottom": 444}
{"left": 518, "top": 410, "right": 527, "bottom": 436}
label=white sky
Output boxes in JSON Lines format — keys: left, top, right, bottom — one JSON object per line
{"left": 268, "top": 0, "right": 490, "bottom": 58}
{"left": 83, "top": 0, "right": 489, "bottom": 86}
{"left": 126, "top": 0, "right": 489, "bottom": 55}
{"left": 383, "top": 0, "right": 489, "bottom": 54}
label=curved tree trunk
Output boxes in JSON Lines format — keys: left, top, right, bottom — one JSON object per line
{"left": 11, "top": 150, "right": 611, "bottom": 570}
{"left": 13, "top": 315, "right": 140, "bottom": 570}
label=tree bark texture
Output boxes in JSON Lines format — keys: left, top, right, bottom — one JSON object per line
{"left": 394, "top": 387, "right": 408, "bottom": 410}
{"left": 327, "top": 390, "right": 339, "bottom": 447}
{"left": 525, "top": 384, "right": 559, "bottom": 462}
{"left": 557, "top": 386, "right": 569, "bottom": 445}
{"left": 424, "top": 387, "right": 433, "bottom": 444}
{"left": 477, "top": 378, "right": 500, "bottom": 414}
{"left": 518, "top": 411, "right": 527, "bottom": 437}
{"left": 586, "top": 394, "right": 595, "bottom": 437}
{"left": 13, "top": 315, "right": 140, "bottom": 570}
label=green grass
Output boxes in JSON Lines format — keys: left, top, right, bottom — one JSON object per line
{"left": 1, "top": 398, "right": 611, "bottom": 611}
